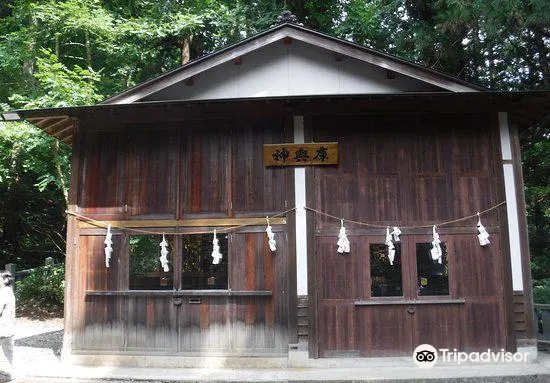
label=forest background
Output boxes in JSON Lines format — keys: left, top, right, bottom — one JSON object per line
{"left": 0, "top": 1, "right": 549, "bottom": 300}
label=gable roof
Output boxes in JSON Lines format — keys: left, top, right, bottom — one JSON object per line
{"left": 102, "top": 21, "right": 484, "bottom": 105}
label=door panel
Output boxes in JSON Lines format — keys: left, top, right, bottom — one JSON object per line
{"left": 357, "top": 305, "right": 413, "bottom": 357}
{"left": 126, "top": 296, "right": 177, "bottom": 351}
{"left": 411, "top": 304, "right": 463, "bottom": 351}
{"left": 316, "top": 233, "right": 506, "bottom": 357}
{"left": 178, "top": 297, "right": 231, "bottom": 352}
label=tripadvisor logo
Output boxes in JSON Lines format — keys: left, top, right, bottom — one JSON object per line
{"left": 413, "top": 344, "right": 438, "bottom": 368}
{"left": 413, "top": 344, "right": 529, "bottom": 367}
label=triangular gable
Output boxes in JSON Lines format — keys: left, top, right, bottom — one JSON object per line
{"left": 103, "top": 23, "right": 483, "bottom": 105}
{"left": 142, "top": 39, "right": 443, "bottom": 102}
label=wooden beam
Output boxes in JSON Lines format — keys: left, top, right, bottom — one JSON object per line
{"left": 43, "top": 117, "right": 72, "bottom": 134}
{"left": 34, "top": 117, "right": 66, "bottom": 129}
{"left": 51, "top": 122, "right": 74, "bottom": 138}
{"left": 52, "top": 124, "right": 74, "bottom": 140}
{"left": 78, "top": 217, "right": 287, "bottom": 229}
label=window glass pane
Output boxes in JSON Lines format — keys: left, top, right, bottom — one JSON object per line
{"left": 416, "top": 243, "right": 449, "bottom": 296}
{"left": 370, "top": 243, "right": 403, "bottom": 297}
{"left": 181, "top": 234, "right": 228, "bottom": 290}
{"left": 129, "top": 235, "right": 173, "bottom": 290}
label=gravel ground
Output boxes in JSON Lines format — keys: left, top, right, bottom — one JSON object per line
{"left": 14, "top": 316, "right": 64, "bottom": 357}
{"left": 2, "top": 318, "right": 165, "bottom": 382}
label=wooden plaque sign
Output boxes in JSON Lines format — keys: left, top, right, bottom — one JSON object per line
{"left": 263, "top": 142, "right": 338, "bottom": 167}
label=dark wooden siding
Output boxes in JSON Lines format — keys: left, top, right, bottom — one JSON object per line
{"left": 514, "top": 292, "right": 528, "bottom": 340}
{"left": 126, "top": 296, "right": 177, "bottom": 351}
{"left": 128, "top": 126, "right": 178, "bottom": 218}
{"left": 183, "top": 123, "right": 230, "bottom": 216}
{"left": 78, "top": 130, "right": 126, "bottom": 216}
{"left": 313, "top": 114, "right": 497, "bottom": 228}
{"left": 232, "top": 120, "right": 287, "bottom": 216}
{"left": 73, "top": 118, "right": 292, "bottom": 355}
{"left": 297, "top": 296, "right": 309, "bottom": 343}
{"left": 76, "top": 235, "right": 125, "bottom": 350}
{"left": 312, "top": 113, "right": 505, "bottom": 357}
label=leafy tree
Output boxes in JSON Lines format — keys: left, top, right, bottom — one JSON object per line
{"left": 0, "top": 115, "right": 68, "bottom": 268}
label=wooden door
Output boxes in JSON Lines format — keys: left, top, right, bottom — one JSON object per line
{"left": 175, "top": 230, "right": 289, "bottom": 355}
{"left": 317, "top": 232, "right": 506, "bottom": 357}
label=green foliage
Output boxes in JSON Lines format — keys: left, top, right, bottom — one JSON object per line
{"left": 0, "top": 120, "right": 69, "bottom": 268}
{"left": 129, "top": 235, "right": 165, "bottom": 277}
{"left": 15, "top": 264, "right": 65, "bottom": 307}
{"left": 522, "top": 124, "right": 550, "bottom": 281}
{"left": 533, "top": 279, "right": 550, "bottom": 304}
{"left": 10, "top": 48, "right": 103, "bottom": 108}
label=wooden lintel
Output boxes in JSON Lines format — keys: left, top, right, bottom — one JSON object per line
{"left": 85, "top": 290, "right": 273, "bottom": 297}
{"left": 78, "top": 217, "right": 287, "bottom": 229}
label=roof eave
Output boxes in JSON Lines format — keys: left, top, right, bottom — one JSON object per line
{"left": 5, "top": 91, "right": 549, "bottom": 148}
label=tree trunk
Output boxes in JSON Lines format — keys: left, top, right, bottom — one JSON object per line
{"left": 23, "top": 16, "right": 37, "bottom": 76}
{"left": 533, "top": 28, "right": 549, "bottom": 88}
{"left": 85, "top": 29, "right": 93, "bottom": 84}
{"left": 55, "top": 33, "right": 60, "bottom": 57}
{"left": 52, "top": 140, "right": 69, "bottom": 207}
{"left": 181, "top": 36, "right": 193, "bottom": 65}
{"left": 2, "top": 142, "right": 22, "bottom": 261}
{"left": 85, "top": 29, "right": 92, "bottom": 67}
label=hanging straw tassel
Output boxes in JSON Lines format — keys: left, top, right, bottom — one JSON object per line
{"left": 430, "top": 225, "right": 442, "bottom": 264}
{"left": 390, "top": 226, "right": 402, "bottom": 242}
{"left": 337, "top": 219, "right": 350, "bottom": 254}
{"left": 385, "top": 226, "right": 396, "bottom": 265}
{"left": 104, "top": 224, "right": 113, "bottom": 268}
{"left": 211, "top": 229, "right": 223, "bottom": 264}
{"left": 266, "top": 217, "right": 277, "bottom": 252}
{"left": 159, "top": 234, "right": 170, "bottom": 272}
{"left": 477, "top": 212, "right": 490, "bottom": 246}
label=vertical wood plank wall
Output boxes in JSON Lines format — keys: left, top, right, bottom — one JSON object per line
{"left": 70, "top": 110, "right": 520, "bottom": 358}
{"left": 73, "top": 118, "right": 293, "bottom": 355}
{"left": 311, "top": 114, "right": 507, "bottom": 357}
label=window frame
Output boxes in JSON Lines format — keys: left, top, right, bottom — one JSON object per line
{"left": 128, "top": 233, "right": 175, "bottom": 291}
{"left": 125, "top": 229, "right": 233, "bottom": 292}
{"left": 367, "top": 235, "right": 455, "bottom": 301}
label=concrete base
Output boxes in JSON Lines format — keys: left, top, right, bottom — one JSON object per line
{"left": 68, "top": 353, "right": 289, "bottom": 369}
{"left": 13, "top": 345, "right": 550, "bottom": 383}
{"left": 67, "top": 346, "right": 541, "bottom": 370}
{"left": 518, "top": 346, "right": 538, "bottom": 362}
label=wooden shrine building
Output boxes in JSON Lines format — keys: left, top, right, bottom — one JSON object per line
{"left": 4, "top": 11, "right": 550, "bottom": 366}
